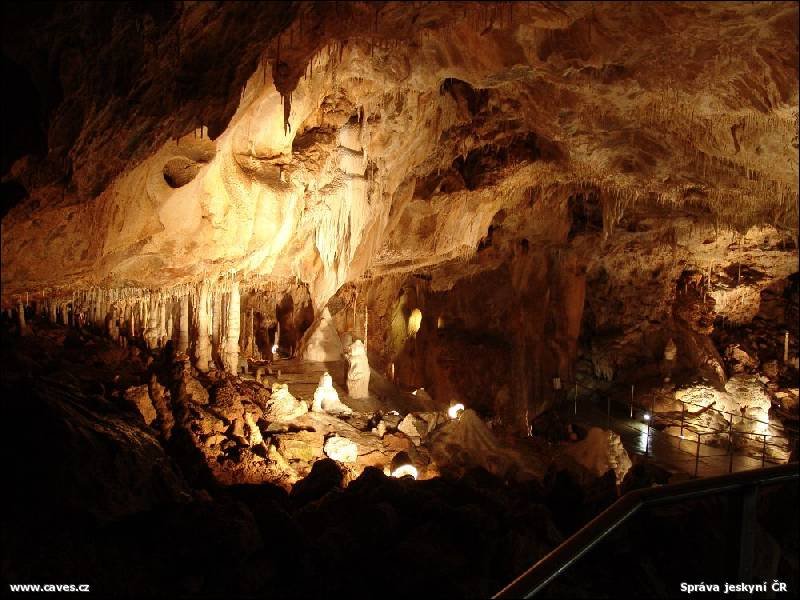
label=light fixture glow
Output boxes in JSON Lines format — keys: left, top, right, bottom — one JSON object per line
{"left": 391, "top": 464, "right": 418, "bottom": 479}
{"left": 643, "top": 413, "right": 651, "bottom": 421}
{"left": 448, "top": 403, "right": 465, "bottom": 419}
{"left": 272, "top": 344, "right": 278, "bottom": 353}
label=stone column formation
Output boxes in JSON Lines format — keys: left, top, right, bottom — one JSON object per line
{"left": 223, "top": 281, "right": 241, "bottom": 373}
{"left": 195, "top": 282, "right": 212, "bottom": 372}
{"left": 26, "top": 276, "right": 294, "bottom": 377}
{"left": 17, "top": 300, "right": 28, "bottom": 336}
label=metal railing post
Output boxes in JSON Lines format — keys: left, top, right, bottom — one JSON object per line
{"left": 630, "top": 384, "right": 634, "bottom": 418}
{"left": 761, "top": 435, "right": 767, "bottom": 468}
{"left": 695, "top": 432, "right": 702, "bottom": 477}
{"left": 728, "top": 416, "right": 735, "bottom": 474}
{"left": 679, "top": 402, "right": 685, "bottom": 438}
{"left": 573, "top": 385, "right": 577, "bottom": 416}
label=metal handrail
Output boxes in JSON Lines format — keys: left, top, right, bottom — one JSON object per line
{"left": 493, "top": 463, "right": 799, "bottom": 599}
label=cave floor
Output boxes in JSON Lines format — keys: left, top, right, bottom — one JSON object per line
{"left": 564, "top": 398, "right": 785, "bottom": 478}
{"left": 268, "top": 356, "right": 429, "bottom": 415}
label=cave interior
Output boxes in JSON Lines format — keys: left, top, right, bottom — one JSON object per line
{"left": 1, "top": 1, "right": 798, "bottom": 597}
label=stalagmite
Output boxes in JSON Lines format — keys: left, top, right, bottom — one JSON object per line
{"left": 312, "top": 372, "right": 352, "bottom": 416}
{"left": 785, "top": 331, "right": 790, "bottom": 363}
{"left": 346, "top": 339, "right": 370, "bottom": 399}
{"left": 178, "top": 294, "right": 190, "bottom": 354}
{"left": 245, "top": 307, "right": 255, "bottom": 357}
{"left": 223, "top": 282, "right": 241, "bottom": 373}
{"left": 49, "top": 300, "right": 57, "bottom": 323}
{"left": 212, "top": 289, "right": 222, "bottom": 361}
{"left": 17, "top": 300, "right": 29, "bottom": 336}
{"left": 144, "top": 296, "right": 160, "bottom": 350}
{"left": 158, "top": 297, "right": 167, "bottom": 347}
{"left": 195, "top": 282, "right": 212, "bottom": 372}
{"left": 166, "top": 307, "right": 174, "bottom": 344}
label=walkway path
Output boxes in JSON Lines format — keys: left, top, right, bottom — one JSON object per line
{"left": 561, "top": 398, "right": 784, "bottom": 478}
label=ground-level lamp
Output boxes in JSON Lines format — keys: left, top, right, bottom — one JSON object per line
{"left": 390, "top": 451, "right": 417, "bottom": 479}
{"left": 448, "top": 403, "right": 465, "bottom": 419}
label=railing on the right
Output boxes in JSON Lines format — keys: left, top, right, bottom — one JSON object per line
{"left": 494, "top": 463, "right": 799, "bottom": 599}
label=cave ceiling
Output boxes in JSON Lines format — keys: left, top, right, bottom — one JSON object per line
{"left": 1, "top": 1, "right": 798, "bottom": 307}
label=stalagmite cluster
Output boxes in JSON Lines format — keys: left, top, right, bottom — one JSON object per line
{"left": 5, "top": 275, "right": 310, "bottom": 377}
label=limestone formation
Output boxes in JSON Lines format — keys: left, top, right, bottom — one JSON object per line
{"left": 312, "top": 372, "right": 352, "bottom": 417}
{"left": 223, "top": 282, "right": 241, "bottom": 373}
{"left": 562, "top": 427, "right": 632, "bottom": 485}
{"left": 264, "top": 383, "right": 308, "bottom": 423}
{"left": 346, "top": 339, "right": 370, "bottom": 400}
{"left": 301, "top": 308, "right": 344, "bottom": 362}
{"left": 194, "top": 282, "right": 212, "bottom": 372}
{"left": 323, "top": 435, "right": 358, "bottom": 463}
{"left": 124, "top": 385, "right": 157, "bottom": 426}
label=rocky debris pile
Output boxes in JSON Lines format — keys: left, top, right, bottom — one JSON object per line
{"left": 429, "top": 409, "right": 544, "bottom": 481}
{"left": 282, "top": 463, "right": 566, "bottom": 598}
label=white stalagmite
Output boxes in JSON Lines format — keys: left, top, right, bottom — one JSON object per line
{"left": 312, "top": 372, "right": 352, "bottom": 416}
{"left": 178, "top": 294, "right": 190, "bottom": 354}
{"left": 195, "top": 282, "right": 212, "bottom": 372}
{"left": 223, "top": 282, "right": 241, "bottom": 373}
{"left": 346, "top": 339, "right": 370, "bottom": 399}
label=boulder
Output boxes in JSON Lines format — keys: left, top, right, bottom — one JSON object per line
{"left": 245, "top": 412, "right": 263, "bottom": 446}
{"left": 323, "top": 435, "right": 358, "bottom": 463}
{"left": 724, "top": 344, "right": 759, "bottom": 373}
{"left": 124, "top": 385, "right": 157, "bottom": 425}
{"left": 178, "top": 375, "right": 209, "bottom": 405}
{"left": 290, "top": 458, "right": 345, "bottom": 506}
{"left": 275, "top": 431, "right": 325, "bottom": 463}
{"left": 211, "top": 381, "right": 245, "bottom": 422}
